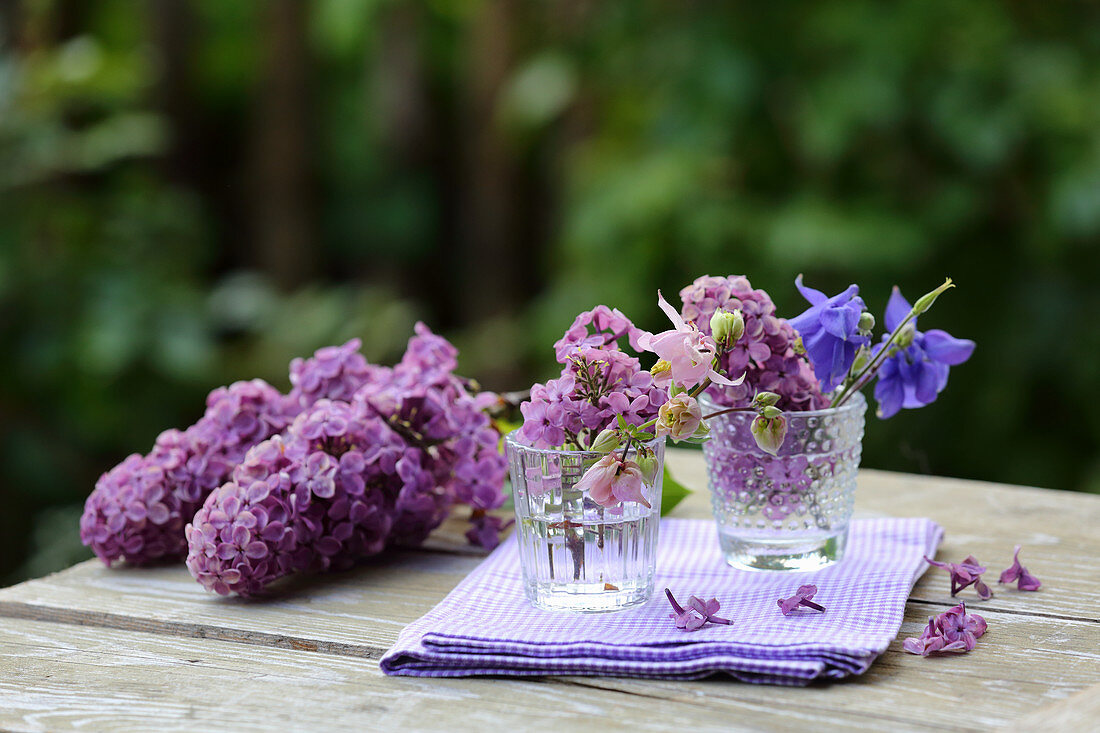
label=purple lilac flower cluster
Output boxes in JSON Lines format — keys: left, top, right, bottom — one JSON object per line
{"left": 288, "top": 338, "right": 391, "bottom": 408}
{"left": 678, "top": 275, "right": 827, "bottom": 412}
{"left": 80, "top": 379, "right": 297, "bottom": 566}
{"left": 185, "top": 325, "right": 509, "bottom": 596}
{"left": 903, "top": 602, "right": 987, "bottom": 656}
{"left": 518, "top": 306, "right": 664, "bottom": 449}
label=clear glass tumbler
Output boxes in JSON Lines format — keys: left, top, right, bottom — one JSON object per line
{"left": 505, "top": 432, "right": 664, "bottom": 612}
{"left": 701, "top": 392, "right": 866, "bottom": 571}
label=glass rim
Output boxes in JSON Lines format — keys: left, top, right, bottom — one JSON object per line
{"left": 698, "top": 388, "right": 866, "bottom": 417}
{"left": 504, "top": 429, "right": 665, "bottom": 456}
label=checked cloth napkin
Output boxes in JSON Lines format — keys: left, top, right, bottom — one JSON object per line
{"left": 380, "top": 517, "right": 943, "bottom": 685}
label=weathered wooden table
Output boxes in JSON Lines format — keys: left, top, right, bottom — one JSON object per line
{"left": 1, "top": 450, "right": 1098, "bottom": 732}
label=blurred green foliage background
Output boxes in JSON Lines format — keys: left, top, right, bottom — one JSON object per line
{"left": 2, "top": 0, "right": 1098, "bottom": 585}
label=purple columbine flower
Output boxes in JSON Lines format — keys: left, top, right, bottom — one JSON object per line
{"left": 924, "top": 554, "right": 993, "bottom": 599}
{"left": 873, "top": 287, "right": 975, "bottom": 419}
{"left": 777, "top": 584, "right": 825, "bottom": 615}
{"left": 999, "top": 545, "right": 1042, "bottom": 591}
{"left": 788, "top": 275, "right": 869, "bottom": 392}
{"left": 902, "top": 602, "right": 987, "bottom": 656}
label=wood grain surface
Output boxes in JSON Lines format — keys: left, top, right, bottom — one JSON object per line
{"left": 1, "top": 449, "right": 1097, "bottom": 732}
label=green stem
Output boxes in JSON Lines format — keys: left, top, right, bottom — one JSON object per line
{"left": 701, "top": 406, "right": 756, "bottom": 420}
{"left": 832, "top": 310, "right": 917, "bottom": 408}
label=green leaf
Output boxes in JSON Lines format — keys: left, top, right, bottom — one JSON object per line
{"left": 660, "top": 464, "right": 692, "bottom": 516}
{"left": 617, "top": 414, "right": 628, "bottom": 430}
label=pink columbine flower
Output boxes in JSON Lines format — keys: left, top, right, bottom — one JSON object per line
{"left": 655, "top": 393, "right": 703, "bottom": 440}
{"left": 777, "top": 584, "right": 825, "bottom": 615}
{"left": 666, "top": 589, "right": 730, "bottom": 630}
{"left": 924, "top": 554, "right": 993, "bottom": 599}
{"left": 903, "top": 602, "right": 987, "bottom": 656}
{"left": 999, "top": 545, "right": 1041, "bottom": 591}
{"left": 638, "top": 291, "right": 745, "bottom": 390}
{"left": 575, "top": 453, "right": 650, "bottom": 509}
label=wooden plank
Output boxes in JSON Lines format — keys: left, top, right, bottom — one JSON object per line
{"left": 1005, "top": 681, "right": 1100, "bottom": 731}
{"left": 0, "top": 609, "right": 1095, "bottom": 732}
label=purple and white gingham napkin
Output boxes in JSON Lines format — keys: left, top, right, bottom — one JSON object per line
{"left": 381, "top": 517, "right": 942, "bottom": 685}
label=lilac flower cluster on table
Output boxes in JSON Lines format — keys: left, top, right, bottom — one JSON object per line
{"left": 903, "top": 602, "right": 987, "bottom": 656}
{"left": 81, "top": 326, "right": 509, "bottom": 590}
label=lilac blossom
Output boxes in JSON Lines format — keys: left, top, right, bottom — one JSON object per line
{"left": 688, "top": 595, "right": 731, "bottom": 625}
{"left": 554, "top": 305, "right": 647, "bottom": 363}
{"left": 465, "top": 513, "right": 514, "bottom": 551}
{"left": 666, "top": 589, "right": 729, "bottom": 630}
{"left": 924, "top": 554, "right": 993, "bottom": 599}
{"left": 777, "top": 584, "right": 825, "bottom": 615}
{"left": 788, "top": 275, "right": 870, "bottom": 392}
{"left": 186, "top": 327, "right": 510, "bottom": 594}
{"left": 519, "top": 307, "right": 664, "bottom": 450}
{"left": 903, "top": 602, "right": 987, "bottom": 656}
{"left": 679, "top": 275, "right": 827, "bottom": 412}
{"left": 999, "top": 545, "right": 1041, "bottom": 591}
{"left": 81, "top": 379, "right": 297, "bottom": 566}
{"left": 873, "top": 287, "right": 975, "bottom": 419}
{"left": 288, "top": 338, "right": 390, "bottom": 408}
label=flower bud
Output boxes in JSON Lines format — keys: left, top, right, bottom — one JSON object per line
{"left": 759, "top": 405, "right": 782, "bottom": 420}
{"left": 710, "top": 309, "right": 745, "bottom": 345}
{"left": 590, "top": 428, "right": 621, "bottom": 453}
{"left": 858, "top": 311, "right": 875, "bottom": 333}
{"left": 850, "top": 346, "right": 871, "bottom": 373}
{"left": 750, "top": 415, "right": 788, "bottom": 456}
{"left": 913, "top": 278, "right": 954, "bottom": 314}
{"left": 896, "top": 323, "right": 916, "bottom": 349}
{"left": 792, "top": 336, "right": 806, "bottom": 356}
{"left": 634, "top": 449, "right": 660, "bottom": 486}
{"left": 752, "top": 391, "right": 781, "bottom": 408}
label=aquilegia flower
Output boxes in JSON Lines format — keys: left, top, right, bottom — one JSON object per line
{"left": 638, "top": 291, "right": 743, "bottom": 390}
{"left": 655, "top": 393, "right": 704, "bottom": 440}
{"left": 903, "top": 602, "right": 987, "bottom": 656}
{"left": 873, "top": 287, "right": 975, "bottom": 419}
{"left": 788, "top": 275, "right": 870, "bottom": 392}
{"left": 777, "top": 584, "right": 825, "bottom": 615}
{"left": 574, "top": 453, "right": 650, "bottom": 508}
{"left": 924, "top": 554, "right": 993, "bottom": 599}
{"left": 999, "top": 545, "right": 1041, "bottom": 591}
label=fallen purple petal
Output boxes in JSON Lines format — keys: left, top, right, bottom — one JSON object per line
{"left": 924, "top": 554, "right": 993, "bottom": 599}
{"left": 999, "top": 545, "right": 1042, "bottom": 591}
{"left": 902, "top": 601, "right": 987, "bottom": 657}
{"left": 666, "top": 589, "right": 730, "bottom": 630}
{"left": 777, "top": 584, "right": 825, "bottom": 616}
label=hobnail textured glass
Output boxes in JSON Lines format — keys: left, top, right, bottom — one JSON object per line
{"left": 701, "top": 392, "right": 866, "bottom": 571}
{"left": 505, "top": 432, "right": 664, "bottom": 613}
